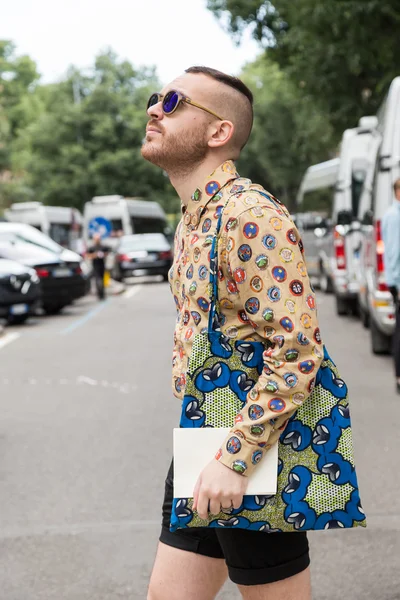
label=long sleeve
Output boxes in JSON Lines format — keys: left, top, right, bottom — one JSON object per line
{"left": 216, "top": 203, "right": 324, "bottom": 477}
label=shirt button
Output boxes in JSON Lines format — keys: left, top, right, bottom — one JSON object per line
{"left": 191, "top": 214, "right": 198, "bottom": 226}
{"left": 184, "top": 213, "right": 191, "bottom": 225}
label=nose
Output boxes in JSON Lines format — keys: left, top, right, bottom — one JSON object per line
{"left": 147, "top": 100, "right": 163, "bottom": 120}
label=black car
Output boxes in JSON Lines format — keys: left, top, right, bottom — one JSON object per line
{"left": 0, "top": 259, "right": 42, "bottom": 324}
{"left": 112, "top": 233, "right": 173, "bottom": 281}
{"left": 0, "top": 224, "right": 89, "bottom": 314}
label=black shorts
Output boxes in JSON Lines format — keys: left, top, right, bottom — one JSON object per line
{"left": 159, "top": 460, "right": 310, "bottom": 586}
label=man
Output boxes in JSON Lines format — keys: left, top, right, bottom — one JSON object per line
{"left": 86, "top": 232, "right": 109, "bottom": 300}
{"left": 142, "top": 67, "right": 321, "bottom": 599}
{"left": 382, "top": 178, "right": 400, "bottom": 393}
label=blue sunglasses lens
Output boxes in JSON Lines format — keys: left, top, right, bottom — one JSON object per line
{"left": 163, "top": 91, "right": 179, "bottom": 114}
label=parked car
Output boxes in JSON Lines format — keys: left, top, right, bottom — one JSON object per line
{"left": 112, "top": 233, "right": 173, "bottom": 281}
{"left": 0, "top": 223, "right": 90, "bottom": 314}
{"left": 357, "top": 76, "right": 400, "bottom": 354}
{"left": 0, "top": 259, "right": 41, "bottom": 324}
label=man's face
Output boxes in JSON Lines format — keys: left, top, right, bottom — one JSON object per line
{"left": 141, "top": 73, "right": 217, "bottom": 173}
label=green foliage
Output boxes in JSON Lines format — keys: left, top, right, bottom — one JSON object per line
{"left": 0, "top": 46, "right": 179, "bottom": 215}
{"left": 237, "top": 56, "right": 334, "bottom": 209}
{"left": 208, "top": 0, "right": 400, "bottom": 133}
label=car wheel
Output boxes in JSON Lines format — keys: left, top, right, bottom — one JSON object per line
{"left": 7, "top": 314, "right": 29, "bottom": 325}
{"left": 319, "top": 268, "right": 333, "bottom": 294}
{"left": 43, "top": 305, "right": 65, "bottom": 315}
{"left": 112, "top": 268, "right": 123, "bottom": 282}
{"left": 370, "top": 319, "right": 392, "bottom": 355}
{"left": 335, "top": 295, "right": 349, "bottom": 316}
{"left": 360, "top": 306, "right": 370, "bottom": 329}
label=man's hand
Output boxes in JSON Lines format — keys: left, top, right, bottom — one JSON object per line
{"left": 193, "top": 459, "right": 248, "bottom": 520}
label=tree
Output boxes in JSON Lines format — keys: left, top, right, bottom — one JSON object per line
{"left": 208, "top": 0, "right": 400, "bottom": 134}
{"left": 0, "top": 41, "right": 41, "bottom": 206}
{"left": 236, "top": 56, "right": 334, "bottom": 210}
{"left": 12, "top": 50, "right": 179, "bottom": 214}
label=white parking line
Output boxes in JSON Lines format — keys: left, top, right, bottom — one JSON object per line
{"left": 0, "top": 332, "right": 20, "bottom": 350}
{"left": 123, "top": 285, "right": 143, "bottom": 299}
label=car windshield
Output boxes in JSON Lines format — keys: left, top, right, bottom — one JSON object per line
{"left": 119, "top": 234, "right": 169, "bottom": 251}
{"left": 0, "top": 227, "right": 62, "bottom": 254}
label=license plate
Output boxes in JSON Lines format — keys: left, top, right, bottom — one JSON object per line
{"left": 53, "top": 268, "right": 72, "bottom": 277}
{"left": 10, "top": 304, "right": 28, "bottom": 315}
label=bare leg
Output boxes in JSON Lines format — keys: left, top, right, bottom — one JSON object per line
{"left": 237, "top": 567, "right": 312, "bottom": 600}
{"left": 147, "top": 541, "right": 228, "bottom": 600}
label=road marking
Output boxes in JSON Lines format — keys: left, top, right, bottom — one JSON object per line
{"left": 60, "top": 299, "right": 111, "bottom": 335}
{"left": 0, "top": 332, "right": 20, "bottom": 350}
{"left": 123, "top": 284, "right": 143, "bottom": 299}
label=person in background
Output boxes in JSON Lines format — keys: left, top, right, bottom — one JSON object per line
{"left": 382, "top": 177, "right": 400, "bottom": 393}
{"left": 86, "top": 232, "right": 109, "bottom": 300}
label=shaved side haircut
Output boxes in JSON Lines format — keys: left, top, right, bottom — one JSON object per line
{"left": 185, "top": 66, "right": 254, "bottom": 154}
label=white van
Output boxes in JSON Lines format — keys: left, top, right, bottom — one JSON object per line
{"left": 83, "top": 195, "right": 172, "bottom": 249}
{"left": 4, "top": 202, "right": 82, "bottom": 250}
{"left": 357, "top": 76, "right": 400, "bottom": 354}
{"left": 295, "top": 158, "right": 339, "bottom": 289}
{"left": 297, "top": 117, "right": 379, "bottom": 315}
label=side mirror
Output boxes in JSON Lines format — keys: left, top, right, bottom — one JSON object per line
{"left": 362, "top": 210, "right": 373, "bottom": 226}
{"left": 336, "top": 210, "right": 353, "bottom": 226}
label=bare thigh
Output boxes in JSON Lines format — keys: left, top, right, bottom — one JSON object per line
{"left": 237, "top": 567, "right": 312, "bottom": 600}
{"left": 147, "top": 541, "right": 228, "bottom": 600}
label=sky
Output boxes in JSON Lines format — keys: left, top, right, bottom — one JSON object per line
{"left": 1, "top": 0, "right": 261, "bottom": 84}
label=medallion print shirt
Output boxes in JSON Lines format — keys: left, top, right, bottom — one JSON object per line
{"left": 169, "top": 160, "right": 324, "bottom": 477}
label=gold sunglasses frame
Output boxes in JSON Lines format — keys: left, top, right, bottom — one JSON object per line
{"left": 148, "top": 91, "right": 224, "bottom": 121}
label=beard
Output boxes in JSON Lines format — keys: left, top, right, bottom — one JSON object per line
{"left": 141, "top": 123, "right": 209, "bottom": 178}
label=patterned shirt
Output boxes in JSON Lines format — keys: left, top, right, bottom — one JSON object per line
{"left": 169, "top": 160, "right": 323, "bottom": 477}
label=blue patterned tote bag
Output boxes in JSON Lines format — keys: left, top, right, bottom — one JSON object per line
{"left": 171, "top": 198, "right": 366, "bottom": 533}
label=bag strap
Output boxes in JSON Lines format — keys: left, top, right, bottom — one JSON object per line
{"left": 207, "top": 190, "right": 281, "bottom": 333}
{"left": 207, "top": 193, "right": 239, "bottom": 333}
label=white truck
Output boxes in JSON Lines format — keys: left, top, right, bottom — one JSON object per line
{"left": 357, "top": 76, "right": 400, "bottom": 354}
{"left": 297, "top": 116, "right": 379, "bottom": 315}
{"left": 4, "top": 202, "right": 83, "bottom": 251}
{"left": 82, "top": 195, "right": 172, "bottom": 250}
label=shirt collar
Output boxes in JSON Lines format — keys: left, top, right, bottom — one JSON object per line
{"left": 182, "top": 160, "right": 240, "bottom": 229}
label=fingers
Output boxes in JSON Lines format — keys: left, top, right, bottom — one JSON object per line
{"left": 209, "top": 498, "right": 221, "bottom": 516}
{"left": 196, "top": 489, "right": 210, "bottom": 520}
{"left": 195, "top": 490, "right": 244, "bottom": 519}
{"left": 192, "top": 477, "right": 201, "bottom": 511}
{"left": 231, "top": 494, "right": 243, "bottom": 510}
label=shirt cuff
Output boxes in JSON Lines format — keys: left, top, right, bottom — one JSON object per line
{"left": 215, "top": 426, "right": 274, "bottom": 477}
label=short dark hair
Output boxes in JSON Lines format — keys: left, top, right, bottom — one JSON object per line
{"left": 185, "top": 66, "right": 253, "bottom": 106}
{"left": 394, "top": 178, "right": 400, "bottom": 192}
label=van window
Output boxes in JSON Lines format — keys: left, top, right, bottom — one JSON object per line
{"left": 131, "top": 216, "right": 167, "bottom": 235}
{"left": 49, "top": 223, "right": 72, "bottom": 247}
{"left": 110, "top": 219, "right": 123, "bottom": 232}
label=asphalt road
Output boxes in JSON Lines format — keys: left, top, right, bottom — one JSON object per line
{"left": 0, "top": 279, "right": 399, "bottom": 600}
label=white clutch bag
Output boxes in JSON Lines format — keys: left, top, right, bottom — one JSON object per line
{"left": 173, "top": 428, "right": 278, "bottom": 498}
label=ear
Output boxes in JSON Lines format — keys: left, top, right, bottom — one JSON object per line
{"left": 207, "top": 120, "right": 234, "bottom": 149}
